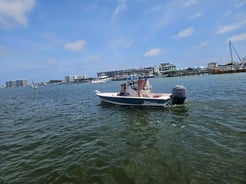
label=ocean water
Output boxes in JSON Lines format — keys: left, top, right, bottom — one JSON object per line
{"left": 0, "top": 73, "right": 245, "bottom": 184}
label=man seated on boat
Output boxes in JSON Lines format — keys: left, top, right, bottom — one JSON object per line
{"left": 118, "top": 83, "right": 129, "bottom": 96}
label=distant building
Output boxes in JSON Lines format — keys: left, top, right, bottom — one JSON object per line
{"left": 6, "top": 80, "right": 28, "bottom": 87}
{"left": 65, "top": 75, "right": 75, "bottom": 83}
{"left": 208, "top": 62, "right": 217, "bottom": 70}
{"left": 65, "top": 75, "right": 89, "bottom": 83}
{"left": 159, "top": 63, "right": 176, "bottom": 76}
{"left": 6, "top": 80, "right": 16, "bottom": 87}
{"left": 97, "top": 68, "right": 154, "bottom": 80}
{"left": 16, "top": 80, "right": 28, "bottom": 87}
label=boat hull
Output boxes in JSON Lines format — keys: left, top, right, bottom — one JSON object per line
{"left": 96, "top": 92, "right": 172, "bottom": 107}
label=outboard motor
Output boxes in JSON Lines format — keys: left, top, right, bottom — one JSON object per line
{"left": 171, "top": 85, "right": 186, "bottom": 105}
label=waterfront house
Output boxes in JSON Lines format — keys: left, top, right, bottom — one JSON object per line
{"left": 159, "top": 63, "right": 177, "bottom": 77}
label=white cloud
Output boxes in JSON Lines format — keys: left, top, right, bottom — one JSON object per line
{"left": 111, "top": 0, "right": 126, "bottom": 23}
{"left": 47, "top": 58, "right": 58, "bottom": 65}
{"left": 147, "top": 5, "right": 163, "bottom": 13}
{"left": 182, "top": 0, "right": 197, "bottom": 7}
{"left": 144, "top": 48, "right": 162, "bottom": 58}
{"left": 223, "top": 10, "right": 233, "bottom": 18}
{"left": 0, "top": 0, "right": 35, "bottom": 28}
{"left": 188, "top": 12, "right": 202, "bottom": 20}
{"left": 216, "top": 19, "right": 246, "bottom": 34}
{"left": 64, "top": 40, "right": 87, "bottom": 51}
{"left": 153, "top": 1, "right": 180, "bottom": 29}
{"left": 109, "top": 38, "right": 134, "bottom": 48}
{"left": 228, "top": 33, "right": 246, "bottom": 42}
{"left": 237, "top": 0, "right": 246, "bottom": 7}
{"left": 174, "top": 27, "right": 194, "bottom": 39}
{"left": 84, "top": 56, "right": 101, "bottom": 63}
{"left": 196, "top": 41, "right": 209, "bottom": 48}
{"left": 153, "top": 0, "right": 197, "bottom": 30}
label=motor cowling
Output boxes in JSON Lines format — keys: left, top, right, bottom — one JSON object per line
{"left": 171, "top": 85, "right": 186, "bottom": 105}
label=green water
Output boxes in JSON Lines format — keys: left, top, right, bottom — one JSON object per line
{"left": 0, "top": 73, "right": 245, "bottom": 184}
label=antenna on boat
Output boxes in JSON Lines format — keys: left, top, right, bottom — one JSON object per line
{"left": 141, "top": 47, "right": 146, "bottom": 68}
{"left": 140, "top": 56, "right": 144, "bottom": 68}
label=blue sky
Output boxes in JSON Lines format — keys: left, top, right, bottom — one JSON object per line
{"left": 0, "top": 0, "right": 246, "bottom": 84}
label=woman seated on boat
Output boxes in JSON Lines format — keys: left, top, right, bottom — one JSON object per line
{"left": 118, "top": 83, "right": 129, "bottom": 96}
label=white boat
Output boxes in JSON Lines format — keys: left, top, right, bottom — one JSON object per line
{"left": 91, "top": 74, "right": 112, "bottom": 83}
{"left": 95, "top": 78, "right": 186, "bottom": 107}
{"left": 31, "top": 80, "right": 37, "bottom": 89}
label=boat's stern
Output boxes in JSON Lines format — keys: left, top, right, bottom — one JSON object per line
{"left": 171, "top": 85, "right": 186, "bottom": 105}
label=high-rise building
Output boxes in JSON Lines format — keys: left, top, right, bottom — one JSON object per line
{"left": 6, "top": 80, "right": 28, "bottom": 87}
{"left": 65, "top": 75, "right": 75, "bottom": 83}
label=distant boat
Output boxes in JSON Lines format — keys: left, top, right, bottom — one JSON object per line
{"left": 112, "top": 75, "right": 128, "bottom": 81}
{"left": 32, "top": 80, "right": 37, "bottom": 89}
{"left": 211, "top": 40, "right": 245, "bottom": 74}
{"left": 91, "top": 74, "right": 112, "bottom": 84}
